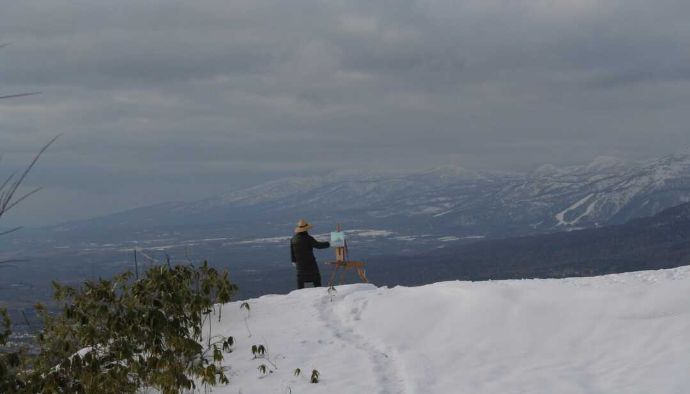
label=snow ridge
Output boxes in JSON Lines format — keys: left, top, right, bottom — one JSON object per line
{"left": 210, "top": 266, "right": 690, "bottom": 394}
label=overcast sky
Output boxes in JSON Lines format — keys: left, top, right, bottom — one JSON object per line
{"left": 2, "top": 0, "right": 690, "bottom": 226}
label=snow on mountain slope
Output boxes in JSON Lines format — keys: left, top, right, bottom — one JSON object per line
{"left": 40, "top": 149, "right": 690, "bottom": 242}
{"left": 208, "top": 266, "right": 690, "bottom": 394}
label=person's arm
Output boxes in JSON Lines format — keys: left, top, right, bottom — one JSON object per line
{"left": 310, "top": 235, "right": 330, "bottom": 249}
{"left": 290, "top": 241, "right": 296, "bottom": 262}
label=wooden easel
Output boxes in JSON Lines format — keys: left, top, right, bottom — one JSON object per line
{"left": 327, "top": 224, "right": 368, "bottom": 286}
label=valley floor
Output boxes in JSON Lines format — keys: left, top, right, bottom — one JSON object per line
{"left": 209, "top": 266, "right": 690, "bottom": 394}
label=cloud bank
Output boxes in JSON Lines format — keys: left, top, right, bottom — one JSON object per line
{"left": 1, "top": 0, "right": 690, "bottom": 224}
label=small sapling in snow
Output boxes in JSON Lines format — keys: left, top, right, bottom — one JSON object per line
{"left": 310, "top": 369, "right": 320, "bottom": 383}
{"left": 251, "top": 343, "right": 277, "bottom": 372}
{"left": 241, "top": 302, "right": 253, "bottom": 337}
{"left": 257, "top": 364, "right": 268, "bottom": 375}
{"left": 328, "top": 285, "right": 337, "bottom": 302}
{"left": 251, "top": 344, "right": 266, "bottom": 358}
{"left": 240, "top": 302, "right": 251, "bottom": 316}
{"left": 222, "top": 336, "right": 234, "bottom": 353}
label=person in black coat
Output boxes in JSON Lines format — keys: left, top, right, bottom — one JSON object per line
{"left": 290, "top": 219, "right": 330, "bottom": 289}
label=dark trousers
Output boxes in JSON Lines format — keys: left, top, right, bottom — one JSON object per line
{"left": 297, "top": 276, "right": 321, "bottom": 289}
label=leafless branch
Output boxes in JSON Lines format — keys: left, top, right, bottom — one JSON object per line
{"left": 0, "top": 42, "right": 41, "bottom": 100}
{"left": 0, "top": 135, "right": 60, "bottom": 219}
{"left": 0, "top": 92, "right": 41, "bottom": 100}
{"left": 0, "top": 226, "right": 22, "bottom": 236}
{"left": 0, "top": 259, "right": 29, "bottom": 265}
{"left": 3, "top": 187, "right": 42, "bottom": 213}
{"left": 0, "top": 43, "right": 41, "bottom": 100}
{"left": 0, "top": 171, "right": 17, "bottom": 196}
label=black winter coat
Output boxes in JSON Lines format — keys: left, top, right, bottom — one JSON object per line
{"left": 290, "top": 232, "right": 330, "bottom": 281}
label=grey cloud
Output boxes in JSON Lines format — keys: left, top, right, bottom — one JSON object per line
{"left": 1, "top": 0, "right": 690, "bottom": 225}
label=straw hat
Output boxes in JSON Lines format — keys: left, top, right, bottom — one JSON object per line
{"left": 294, "top": 219, "right": 313, "bottom": 233}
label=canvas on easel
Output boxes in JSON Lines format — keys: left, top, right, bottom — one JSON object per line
{"left": 330, "top": 231, "right": 346, "bottom": 248}
{"left": 327, "top": 225, "right": 368, "bottom": 286}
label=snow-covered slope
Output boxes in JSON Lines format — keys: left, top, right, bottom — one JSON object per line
{"left": 209, "top": 266, "right": 690, "bottom": 394}
{"left": 44, "top": 149, "right": 690, "bottom": 242}
{"left": 167, "top": 150, "right": 690, "bottom": 232}
{"left": 524, "top": 151, "right": 690, "bottom": 228}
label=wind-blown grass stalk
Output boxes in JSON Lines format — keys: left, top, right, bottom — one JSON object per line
{"left": 0, "top": 135, "right": 59, "bottom": 221}
{"left": 0, "top": 135, "right": 60, "bottom": 264}
{"left": 0, "top": 92, "right": 40, "bottom": 100}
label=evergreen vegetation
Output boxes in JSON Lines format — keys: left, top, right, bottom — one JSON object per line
{"left": 0, "top": 262, "right": 237, "bottom": 393}
{"left": 0, "top": 307, "right": 26, "bottom": 392}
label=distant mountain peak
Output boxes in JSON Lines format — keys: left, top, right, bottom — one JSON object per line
{"left": 533, "top": 163, "right": 561, "bottom": 176}
{"left": 423, "top": 165, "right": 485, "bottom": 180}
{"left": 585, "top": 156, "right": 627, "bottom": 171}
{"left": 667, "top": 148, "right": 690, "bottom": 164}
{"left": 673, "top": 146, "right": 690, "bottom": 157}
{"left": 325, "top": 169, "right": 393, "bottom": 181}
{"left": 646, "top": 147, "right": 690, "bottom": 165}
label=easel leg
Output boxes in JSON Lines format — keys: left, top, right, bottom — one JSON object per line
{"left": 357, "top": 268, "right": 369, "bottom": 283}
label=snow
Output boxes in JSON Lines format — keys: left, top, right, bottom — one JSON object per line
{"left": 437, "top": 236, "right": 460, "bottom": 242}
{"left": 347, "top": 229, "right": 395, "bottom": 238}
{"left": 393, "top": 236, "right": 417, "bottom": 242}
{"left": 206, "top": 266, "right": 690, "bottom": 394}
{"left": 555, "top": 194, "right": 595, "bottom": 226}
{"left": 230, "top": 236, "right": 292, "bottom": 245}
{"left": 432, "top": 209, "right": 454, "bottom": 217}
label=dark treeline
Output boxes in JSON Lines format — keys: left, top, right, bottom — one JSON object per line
{"left": 369, "top": 202, "right": 690, "bottom": 286}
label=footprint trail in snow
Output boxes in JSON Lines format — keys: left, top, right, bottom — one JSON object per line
{"left": 315, "top": 290, "right": 410, "bottom": 394}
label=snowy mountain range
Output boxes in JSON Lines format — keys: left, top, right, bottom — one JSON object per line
{"left": 371, "top": 200, "right": 690, "bottom": 286}
{"left": 47, "top": 149, "right": 690, "bottom": 241}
